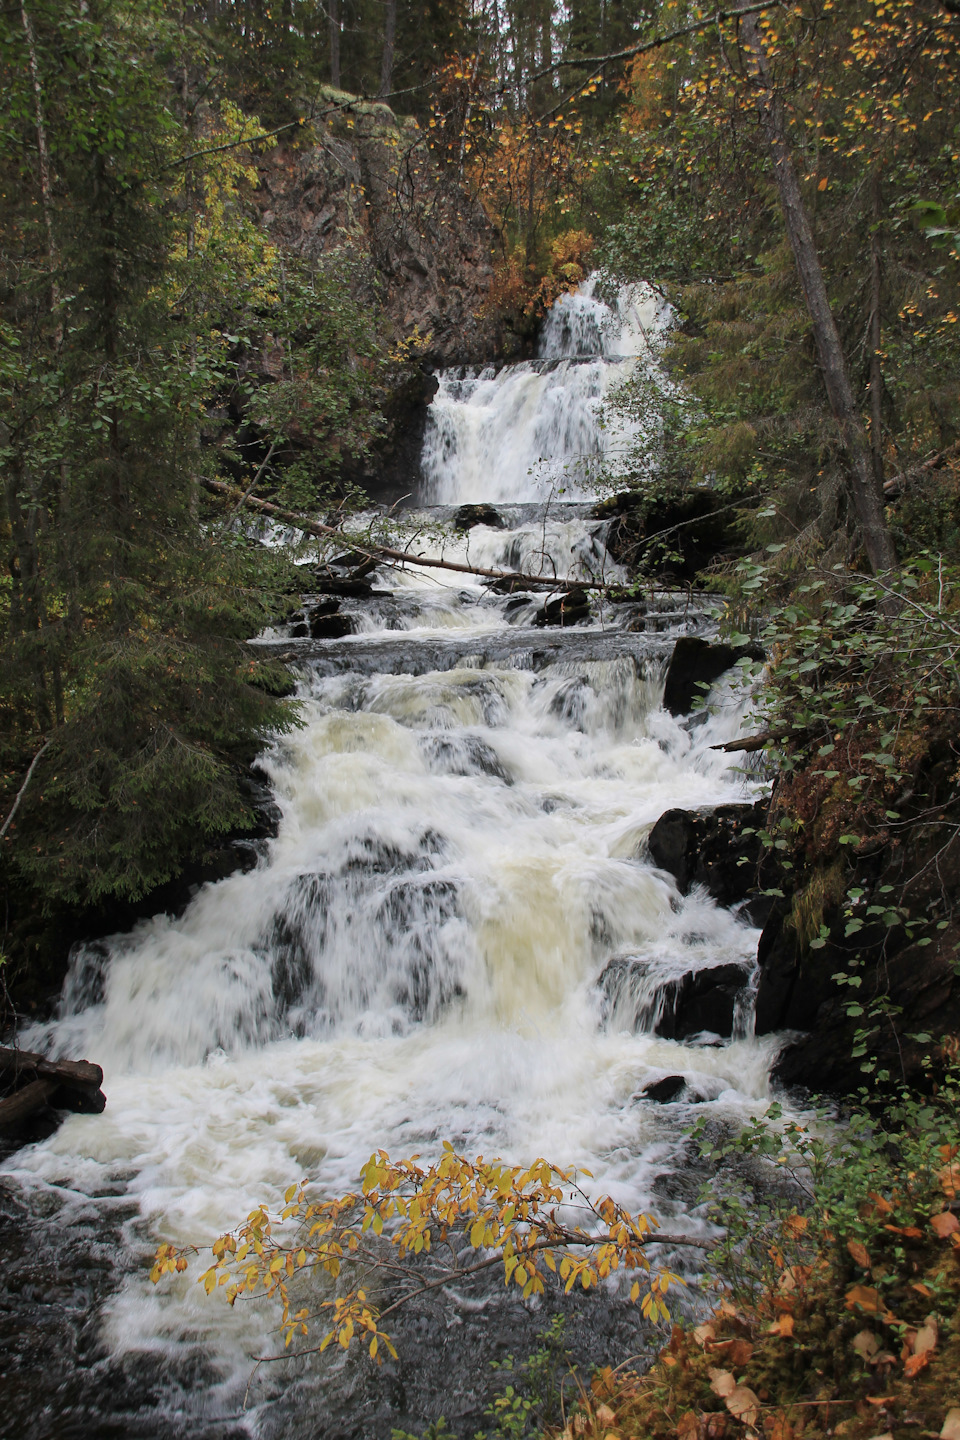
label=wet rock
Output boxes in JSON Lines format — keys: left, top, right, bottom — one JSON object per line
{"left": 534, "top": 589, "right": 591, "bottom": 627}
{"left": 647, "top": 801, "right": 771, "bottom": 922}
{"left": 593, "top": 487, "right": 743, "bottom": 583}
{"left": 598, "top": 955, "right": 753, "bottom": 1041}
{"left": 327, "top": 550, "right": 371, "bottom": 568}
{"left": 453, "top": 503, "right": 504, "bottom": 531}
{"left": 311, "top": 574, "right": 376, "bottom": 599}
{"left": 641, "top": 1074, "right": 686, "bottom": 1103}
{"left": 662, "top": 635, "right": 761, "bottom": 715}
{"left": 309, "top": 611, "right": 354, "bottom": 640}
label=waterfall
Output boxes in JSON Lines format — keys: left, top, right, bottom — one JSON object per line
{"left": 420, "top": 278, "right": 669, "bottom": 504}
{"left": 0, "top": 277, "right": 781, "bottom": 1440}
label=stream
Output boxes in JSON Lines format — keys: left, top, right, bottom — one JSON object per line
{"left": 0, "top": 280, "right": 785, "bottom": 1440}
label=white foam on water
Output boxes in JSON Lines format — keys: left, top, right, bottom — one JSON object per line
{"left": 420, "top": 279, "right": 669, "bottom": 504}
{"left": 2, "top": 277, "right": 780, "bottom": 1430}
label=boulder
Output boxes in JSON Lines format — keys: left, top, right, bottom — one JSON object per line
{"left": 641, "top": 1075, "right": 686, "bottom": 1103}
{"left": 453, "top": 503, "right": 504, "bottom": 531}
{"left": 534, "top": 589, "right": 591, "bottom": 627}
{"left": 647, "top": 801, "right": 770, "bottom": 921}
{"left": 593, "top": 487, "right": 743, "bottom": 583}
{"left": 309, "top": 610, "right": 353, "bottom": 640}
{"left": 598, "top": 955, "right": 753, "bottom": 1041}
{"left": 662, "top": 635, "right": 761, "bottom": 715}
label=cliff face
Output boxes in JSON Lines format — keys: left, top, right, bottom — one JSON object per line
{"left": 254, "top": 100, "right": 505, "bottom": 369}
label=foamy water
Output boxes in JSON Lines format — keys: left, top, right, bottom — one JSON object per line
{"left": 2, "top": 279, "right": 780, "bottom": 1439}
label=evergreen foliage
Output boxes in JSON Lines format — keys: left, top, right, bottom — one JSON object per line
{"left": 0, "top": 0, "right": 388, "bottom": 928}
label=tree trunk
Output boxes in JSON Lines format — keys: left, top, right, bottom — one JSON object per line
{"left": 329, "top": 0, "right": 340, "bottom": 88}
{"left": 379, "top": 0, "right": 396, "bottom": 97}
{"left": 741, "top": 16, "right": 898, "bottom": 577}
{"left": 869, "top": 172, "right": 885, "bottom": 491}
{"left": 20, "top": 0, "right": 60, "bottom": 331}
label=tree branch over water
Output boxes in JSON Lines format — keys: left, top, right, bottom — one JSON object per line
{"left": 201, "top": 477, "right": 620, "bottom": 592}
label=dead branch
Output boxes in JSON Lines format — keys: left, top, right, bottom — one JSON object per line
{"left": 201, "top": 477, "right": 619, "bottom": 592}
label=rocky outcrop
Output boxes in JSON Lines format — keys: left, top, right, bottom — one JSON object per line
{"left": 647, "top": 802, "right": 771, "bottom": 923}
{"left": 253, "top": 100, "right": 503, "bottom": 368}
{"left": 594, "top": 487, "right": 743, "bottom": 583}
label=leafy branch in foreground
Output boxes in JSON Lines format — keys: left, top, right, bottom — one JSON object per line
{"left": 151, "top": 1148, "right": 700, "bottom": 1362}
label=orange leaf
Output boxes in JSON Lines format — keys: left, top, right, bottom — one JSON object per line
{"left": 725, "top": 1386, "right": 762, "bottom": 1428}
{"left": 677, "top": 1413, "right": 699, "bottom": 1440}
{"left": 709, "top": 1369, "right": 736, "bottom": 1399}
{"left": 866, "top": 1396, "right": 897, "bottom": 1407}
{"left": 911, "top": 1283, "right": 933, "bottom": 1298}
{"left": 905, "top": 1350, "right": 931, "bottom": 1379}
{"left": 730, "top": 1339, "right": 755, "bottom": 1366}
{"left": 818, "top": 177, "right": 829, "bottom": 190}
{"left": 847, "top": 1239, "right": 871, "bottom": 1268}
{"left": 844, "top": 1285, "right": 897, "bottom": 1322}
{"left": 930, "top": 1211, "right": 960, "bottom": 1238}
{"left": 769, "top": 1314, "right": 795, "bottom": 1338}
{"left": 884, "top": 1224, "right": 923, "bottom": 1238}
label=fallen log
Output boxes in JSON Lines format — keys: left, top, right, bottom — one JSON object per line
{"left": 0, "top": 1078, "right": 60, "bottom": 1128}
{"left": 0, "top": 1045, "right": 106, "bottom": 1128}
{"left": 201, "top": 477, "right": 619, "bottom": 593}
{"left": 711, "top": 732, "right": 773, "bottom": 753}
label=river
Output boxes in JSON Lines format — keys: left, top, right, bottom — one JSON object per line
{"left": 0, "top": 279, "right": 783, "bottom": 1439}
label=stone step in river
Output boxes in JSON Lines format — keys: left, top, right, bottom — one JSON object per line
{"left": 0, "top": 278, "right": 787, "bottom": 1440}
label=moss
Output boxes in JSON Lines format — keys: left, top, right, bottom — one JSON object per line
{"left": 786, "top": 861, "right": 847, "bottom": 950}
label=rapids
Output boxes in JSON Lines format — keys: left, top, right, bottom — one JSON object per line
{"left": 0, "top": 280, "right": 782, "bottom": 1440}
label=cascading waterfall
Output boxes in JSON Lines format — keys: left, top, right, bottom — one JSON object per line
{"left": 420, "top": 278, "right": 669, "bottom": 504}
{"left": 0, "top": 277, "right": 782, "bottom": 1440}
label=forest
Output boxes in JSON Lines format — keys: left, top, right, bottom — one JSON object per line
{"left": 1, "top": 0, "right": 960, "bottom": 1437}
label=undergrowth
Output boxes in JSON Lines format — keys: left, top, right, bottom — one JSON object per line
{"left": 551, "top": 1060, "right": 960, "bottom": 1440}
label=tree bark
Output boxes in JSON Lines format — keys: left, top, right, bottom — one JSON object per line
{"left": 329, "top": 0, "right": 340, "bottom": 88}
{"left": 379, "top": 0, "right": 397, "bottom": 97}
{"left": 740, "top": 15, "right": 898, "bottom": 576}
{"left": 869, "top": 172, "right": 885, "bottom": 491}
{"left": 20, "top": 0, "right": 60, "bottom": 330}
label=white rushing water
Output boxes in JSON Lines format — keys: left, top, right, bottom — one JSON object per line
{"left": 3, "top": 279, "right": 779, "bottom": 1438}
{"left": 420, "top": 278, "right": 669, "bottom": 505}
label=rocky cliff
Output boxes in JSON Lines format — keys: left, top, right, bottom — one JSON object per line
{"left": 254, "top": 97, "right": 505, "bottom": 369}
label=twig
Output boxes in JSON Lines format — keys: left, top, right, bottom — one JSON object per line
{"left": 0, "top": 738, "right": 51, "bottom": 840}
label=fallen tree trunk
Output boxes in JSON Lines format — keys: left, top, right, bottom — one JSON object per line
{"left": 201, "top": 477, "right": 618, "bottom": 593}
{"left": 0, "top": 1045, "right": 106, "bottom": 1128}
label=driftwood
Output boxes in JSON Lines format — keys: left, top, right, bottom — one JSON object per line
{"left": 711, "top": 732, "right": 773, "bottom": 753}
{"left": 201, "top": 477, "right": 619, "bottom": 593}
{"left": 0, "top": 1045, "right": 106, "bottom": 1128}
